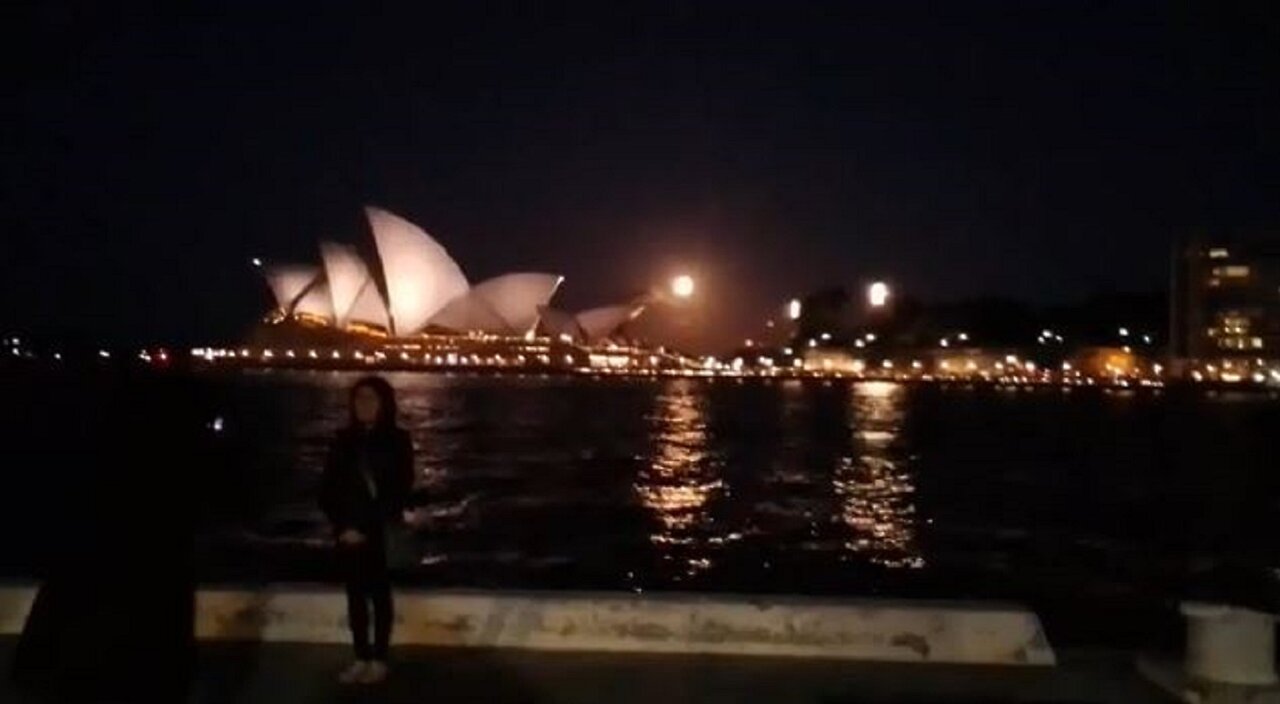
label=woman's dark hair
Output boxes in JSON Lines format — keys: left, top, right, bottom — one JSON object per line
{"left": 349, "top": 375, "right": 399, "bottom": 432}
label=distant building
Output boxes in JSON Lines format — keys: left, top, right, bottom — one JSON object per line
{"left": 1068, "top": 347, "right": 1140, "bottom": 378}
{"left": 802, "top": 348, "right": 863, "bottom": 374}
{"left": 1170, "top": 241, "right": 1280, "bottom": 361}
{"left": 929, "top": 348, "right": 1025, "bottom": 377}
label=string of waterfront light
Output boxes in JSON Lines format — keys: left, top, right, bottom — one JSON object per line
{"left": 5, "top": 336, "right": 1278, "bottom": 387}
{"left": 177, "top": 343, "right": 1277, "bottom": 388}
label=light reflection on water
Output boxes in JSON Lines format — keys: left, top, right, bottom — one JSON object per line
{"left": 152, "top": 368, "right": 1280, "bottom": 602}
{"left": 838, "top": 381, "right": 923, "bottom": 569}
{"left": 631, "top": 378, "right": 924, "bottom": 580}
{"left": 636, "top": 378, "right": 723, "bottom": 578}
{"left": 274, "top": 373, "right": 928, "bottom": 579}
{"left": 9, "top": 367, "right": 1280, "bottom": 641}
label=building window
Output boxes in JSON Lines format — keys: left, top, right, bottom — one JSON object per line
{"left": 1219, "top": 316, "right": 1250, "bottom": 335}
{"left": 1212, "top": 315, "right": 1252, "bottom": 337}
{"left": 1211, "top": 265, "right": 1250, "bottom": 278}
{"left": 1216, "top": 336, "right": 1264, "bottom": 351}
{"left": 1209, "top": 248, "right": 1230, "bottom": 259}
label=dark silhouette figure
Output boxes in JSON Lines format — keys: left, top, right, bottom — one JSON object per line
{"left": 9, "top": 370, "right": 209, "bottom": 703}
{"left": 319, "top": 376, "right": 414, "bottom": 685}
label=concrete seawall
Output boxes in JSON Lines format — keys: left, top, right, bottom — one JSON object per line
{"left": 0, "top": 584, "right": 1054, "bottom": 666}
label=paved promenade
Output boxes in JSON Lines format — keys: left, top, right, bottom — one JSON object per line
{"left": 2, "top": 638, "right": 1172, "bottom": 704}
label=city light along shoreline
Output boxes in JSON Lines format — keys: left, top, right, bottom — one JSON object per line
{"left": 177, "top": 340, "right": 1277, "bottom": 392}
{"left": 5, "top": 335, "right": 1278, "bottom": 391}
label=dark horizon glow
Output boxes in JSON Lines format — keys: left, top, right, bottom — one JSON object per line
{"left": 3, "top": 3, "right": 1278, "bottom": 347}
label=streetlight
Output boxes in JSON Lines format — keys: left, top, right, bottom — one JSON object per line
{"left": 251, "top": 257, "right": 263, "bottom": 268}
{"left": 787, "top": 298, "right": 802, "bottom": 320}
{"left": 671, "top": 274, "right": 695, "bottom": 299}
{"left": 868, "top": 281, "right": 890, "bottom": 308}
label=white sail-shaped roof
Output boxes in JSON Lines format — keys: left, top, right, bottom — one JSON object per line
{"left": 319, "top": 242, "right": 373, "bottom": 327}
{"left": 429, "top": 291, "right": 510, "bottom": 333}
{"left": 263, "top": 265, "right": 320, "bottom": 312}
{"left": 536, "top": 302, "right": 646, "bottom": 343}
{"left": 470, "top": 273, "right": 563, "bottom": 334}
{"left": 293, "top": 281, "right": 334, "bottom": 320}
{"left": 428, "top": 273, "right": 563, "bottom": 334}
{"left": 577, "top": 303, "right": 646, "bottom": 343}
{"left": 366, "top": 206, "right": 469, "bottom": 336}
{"left": 537, "top": 306, "right": 584, "bottom": 341}
{"left": 346, "top": 281, "right": 390, "bottom": 328}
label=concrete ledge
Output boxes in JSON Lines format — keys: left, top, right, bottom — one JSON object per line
{"left": 1139, "top": 655, "right": 1280, "bottom": 704}
{"left": 0, "top": 584, "right": 1054, "bottom": 666}
{"left": 0, "top": 586, "right": 33, "bottom": 637}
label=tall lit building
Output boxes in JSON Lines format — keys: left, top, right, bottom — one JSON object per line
{"left": 1170, "top": 241, "right": 1280, "bottom": 361}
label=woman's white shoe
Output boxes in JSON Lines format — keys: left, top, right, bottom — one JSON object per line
{"left": 338, "top": 661, "right": 369, "bottom": 684}
{"left": 359, "top": 661, "right": 389, "bottom": 684}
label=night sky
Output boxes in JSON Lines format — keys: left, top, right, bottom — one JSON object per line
{"left": 4, "top": 1, "right": 1278, "bottom": 347}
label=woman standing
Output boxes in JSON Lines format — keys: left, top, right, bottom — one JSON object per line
{"left": 320, "top": 376, "right": 415, "bottom": 685}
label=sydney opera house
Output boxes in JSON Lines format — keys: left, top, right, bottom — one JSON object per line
{"left": 242, "top": 206, "right": 659, "bottom": 369}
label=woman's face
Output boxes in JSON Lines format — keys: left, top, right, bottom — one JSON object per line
{"left": 353, "top": 386, "right": 382, "bottom": 426}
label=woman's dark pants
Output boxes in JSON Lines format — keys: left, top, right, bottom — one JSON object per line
{"left": 341, "top": 532, "right": 392, "bottom": 662}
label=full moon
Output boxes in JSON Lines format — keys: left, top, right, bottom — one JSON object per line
{"left": 868, "top": 281, "right": 890, "bottom": 307}
{"left": 671, "top": 274, "right": 695, "bottom": 298}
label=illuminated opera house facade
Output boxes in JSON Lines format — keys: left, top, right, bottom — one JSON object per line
{"left": 242, "top": 207, "right": 662, "bottom": 370}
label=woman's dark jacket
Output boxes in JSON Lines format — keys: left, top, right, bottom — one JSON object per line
{"left": 320, "top": 426, "right": 414, "bottom": 534}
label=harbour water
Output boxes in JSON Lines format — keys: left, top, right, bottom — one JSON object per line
{"left": 3, "top": 368, "right": 1278, "bottom": 644}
